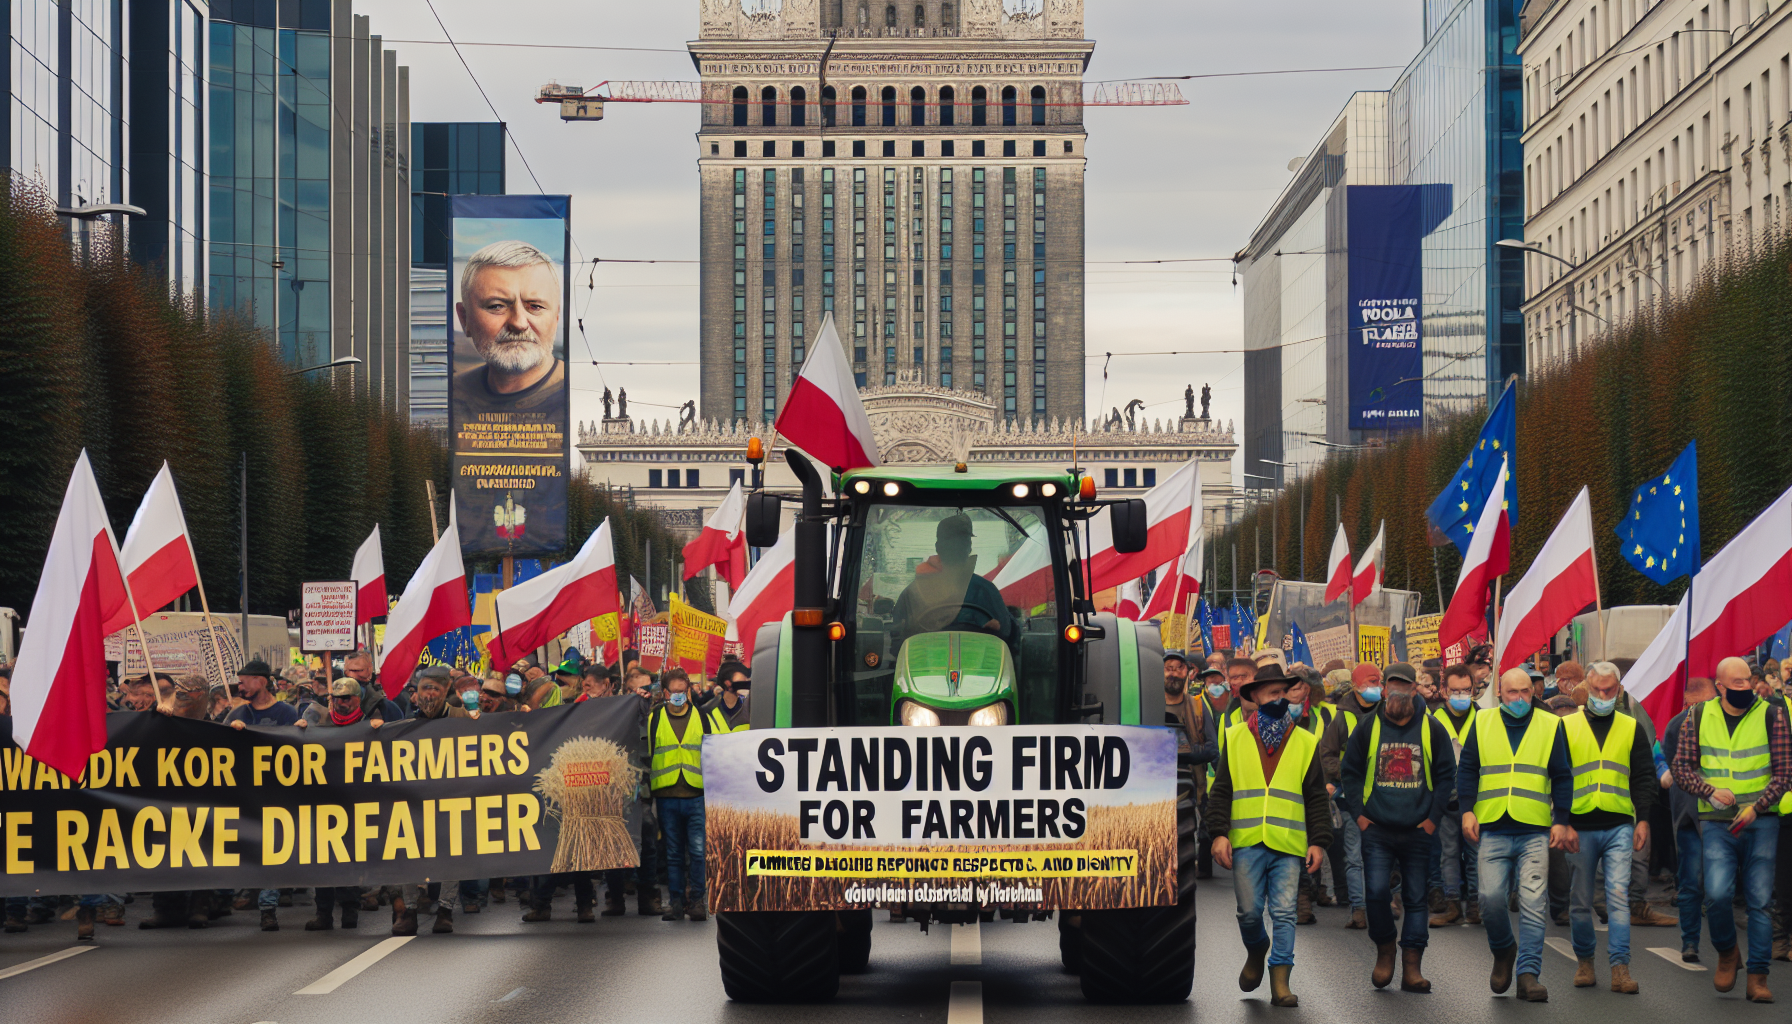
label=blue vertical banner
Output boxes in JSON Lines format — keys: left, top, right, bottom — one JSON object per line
{"left": 1347, "top": 185, "right": 1433, "bottom": 430}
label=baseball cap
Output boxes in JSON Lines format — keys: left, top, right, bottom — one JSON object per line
{"left": 329, "top": 678, "right": 363, "bottom": 699}
{"left": 238, "top": 659, "right": 274, "bottom": 678}
{"left": 1384, "top": 662, "right": 1418, "bottom": 685}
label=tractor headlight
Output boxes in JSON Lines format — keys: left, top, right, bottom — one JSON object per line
{"left": 967, "top": 702, "right": 1009, "bottom": 727}
{"left": 898, "top": 700, "right": 942, "bottom": 727}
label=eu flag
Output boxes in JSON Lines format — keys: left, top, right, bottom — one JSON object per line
{"left": 1618, "top": 440, "right": 1700, "bottom": 584}
{"left": 1196, "top": 599, "right": 1217, "bottom": 656}
{"left": 1285, "top": 620, "right": 1314, "bottom": 667}
{"left": 1426, "top": 379, "right": 1518, "bottom": 556}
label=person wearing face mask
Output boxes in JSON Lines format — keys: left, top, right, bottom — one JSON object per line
{"left": 1457, "top": 667, "right": 1576, "bottom": 1003}
{"left": 1318, "top": 662, "right": 1386, "bottom": 930}
{"left": 1671, "top": 655, "right": 1792, "bottom": 1002}
{"left": 648, "top": 669, "right": 726, "bottom": 922}
{"left": 1663, "top": 675, "right": 1718, "bottom": 963}
{"left": 1430, "top": 663, "right": 1482, "bottom": 927}
{"left": 1339, "top": 663, "right": 1457, "bottom": 993}
{"left": 1198, "top": 665, "right": 1232, "bottom": 719}
{"left": 1206, "top": 665, "right": 1334, "bottom": 1008}
{"left": 1287, "top": 666, "right": 1336, "bottom": 919}
{"left": 1163, "top": 650, "right": 1219, "bottom": 882}
{"left": 1192, "top": 662, "right": 1230, "bottom": 879}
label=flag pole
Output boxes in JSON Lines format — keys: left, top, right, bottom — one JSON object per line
{"left": 185, "top": 544, "right": 233, "bottom": 680}
{"left": 1590, "top": 534, "right": 1608, "bottom": 662}
{"left": 1491, "top": 575, "right": 1503, "bottom": 671}
{"left": 115, "top": 559, "right": 162, "bottom": 710}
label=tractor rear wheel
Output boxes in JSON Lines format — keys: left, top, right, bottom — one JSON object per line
{"left": 838, "top": 909, "right": 874, "bottom": 973}
{"left": 1058, "top": 912, "right": 1083, "bottom": 974}
{"left": 716, "top": 910, "right": 841, "bottom": 1002}
{"left": 1076, "top": 778, "right": 1197, "bottom": 1003}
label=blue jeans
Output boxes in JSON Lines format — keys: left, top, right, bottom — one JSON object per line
{"left": 1232, "top": 844, "right": 1303, "bottom": 968}
{"left": 1436, "top": 808, "right": 1478, "bottom": 899}
{"left": 1702, "top": 815, "right": 1780, "bottom": 975}
{"left": 1333, "top": 803, "right": 1366, "bottom": 909}
{"left": 1363, "top": 823, "right": 1432, "bottom": 948}
{"left": 1569, "top": 825, "right": 1633, "bottom": 964}
{"left": 1676, "top": 825, "right": 1705, "bottom": 952}
{"left": 657, "top": 796, "right": 706, "bottom": 905}
{"left": 1478, "top": 831, "right": 1549, "bottom": 978}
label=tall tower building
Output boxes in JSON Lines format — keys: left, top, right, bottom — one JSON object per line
{"left": 689, "top": 0, "right": 1091, "bottom": 426}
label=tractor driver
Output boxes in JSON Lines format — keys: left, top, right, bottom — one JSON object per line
{"left": 893, "top": 513, "right": 1019, "bottom": 648}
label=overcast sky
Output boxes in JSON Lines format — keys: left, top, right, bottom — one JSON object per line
{"left": 365, "top": 0, "right": 1423, "bottom": 446}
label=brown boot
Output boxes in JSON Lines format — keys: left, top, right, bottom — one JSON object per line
{"left": 1346, "top": 907, "right": 1368, "bottom": 929}
{"left": 101, "top": 903, "right": 124, "bottom": 926}
{"left": 432, "top": 908, "right": 454, "bottom": 934}
{"left": 1747, "top": 973, "right": 1774, "bottom": 1003}
{"left": 1372, "top": 941, "right": 1398, "bottom": 989}
{"left": 1574, "top": 956, "right": 1596, "bottom": 987}
{"left": 1631, "top": 900, "right": 1677, "bottom": 927}
{"left": 1297, "top": 886, "right": 1316, "bottom": 925}
{"left": 1715, "top": 945, "right": 1741, "bottom": 992}
{"left": 601, "top": 894, "right": 627, "bottom": 917}
{"left": 390, "top": 896, "right": 417, "bottom": 936}
{"left": 1240, "top": 944, "right": 1269, "bottom": 991}
{"left": 1490, "top": 943, "right": 1517, "bottom": 993}
{"left": 75, "top": 906, "right": 95, "bottom": 942}
{"left": 1465, "top": 898, "right": 1482, "bottom": 924}
{"left": 1429, "top": 898, "right": 1462, "bottom": 927}
{"left": 1400, "top": 947, "right": 1430, "bottom": 993}
{"left": 1516, "top": 972, "right": 1549, "bottom": 1002}
{"left": 1269, "top": 964, "right": 1299, "bottom": 1007}
{"left": 637, "top": 888, "right": 664, "bottom": 917}
{"left": 1610, "top": 962, "right": 1638, "bottom": 994}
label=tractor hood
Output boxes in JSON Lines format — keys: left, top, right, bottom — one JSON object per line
{"left": 892, "top": 630, "right": 1016, "bottom": 712}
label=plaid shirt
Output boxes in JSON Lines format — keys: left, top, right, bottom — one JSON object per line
{"left": 1670, "top": 698, "right": 1792, "bottom": 817}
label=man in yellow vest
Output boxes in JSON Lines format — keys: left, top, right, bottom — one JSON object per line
{"left": 1670, "top": 655, "right": 1792, "bottom": 1002}
{"left": 1208, "top": 665, "right": 1334, "bottom": 1009}
{"left": 1430, "top": 662, "right": 1481, "bottom": 926}
{"left": 1340, "top": 662, "right": 1457, "bottom": 993}
{"left": 1562, "top": 661, "right": 1657, "bottom": 994}
{"left": 649, "top": 668, "right": 727, "bottom": 922}
{"left": 1459, "top": 667, "right": 1576, "bottom": 1002}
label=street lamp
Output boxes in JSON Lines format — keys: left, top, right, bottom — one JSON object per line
{"left": 56, "top": 203, "right": 147, "bottom": 262}
{"left": 1497, "top": 238, "right": 1597, "bottom": 362}
{"left": 285, "top": 355, "right": 362, "bottom": 376}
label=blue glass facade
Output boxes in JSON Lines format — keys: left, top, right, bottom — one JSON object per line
{"left": 410, "top": 121, "right": 504, "bottom": 268}
{"left": 128, "top": 0, "right": 208, "bottom": 294}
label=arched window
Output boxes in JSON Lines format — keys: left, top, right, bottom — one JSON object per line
{"left": 822, "top": 85, "right": 837, "bottom": 126}
{"left": 885, "top": 4, "right": 896, "bottom": 27}
{"left": 851, "top": 86, "right": 867, "bottom": 127}
{"left": 881, "top": 85, "right": 897, "bottom": 126}
{"left": 939, "top": 85, "right": 955, "bottom": 126}
{"left": 1001, "top": 86, "right": 1017, "bottom": 127}
{"left": 910, "top": 86, "right": 926, "bottom": 126}
{"left": 791, "top": 85, "right": 807, "bottom": 127}
{"left": 914, "top": 3, "right": 925, "bottom": 24}
{"left": 762, "top": 86, "right": 778, "bottom": 127}
{"left": 1030, "top": 85, "right": 1045, "bottom": 126}
{"left": 732, "top": 86, "right": 748, "bottom": 127}
{"left": 971, "top": 85, "right": 987, "bottom": 126}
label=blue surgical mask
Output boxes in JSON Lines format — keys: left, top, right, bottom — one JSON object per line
{"left": 461, "top": 690, "right": 479, "bottom": 710}
{"left": 1502, "top": 697, "right": 1533, "bottom": 718}
{"left": 668, "top": 691, "right": 688, "bottom": 707}
{"left": 1448, "top": 695, "right": 1473, "bottom": 713}
{"left": 1360, "top": 686, "right": 1383, "bottom": 704}
{"left": 505, "top": 673, "right": 524, "bottom": 696}
{"left": 1587, "top": 695, "right": 1618, "bottom": 716}
{"left": 1206, "top": 682, "right": 1228, "bottom": 699}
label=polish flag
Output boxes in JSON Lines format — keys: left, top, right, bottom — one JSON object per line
{"left": 682, "top": 480, "right": 749, "bottom": 589}
{"left": 376, "top": 497, "right": 472, "bottom": 695}
{"left": 100, "top": 461, "right": 199, "bottom": 636}
{"left": 774, "top": 314, "right": 881, "bottom": 472}
{"left": 351, "top": 525, "right": 387, "bottom": 624}
{"left": 1440, "top": 455, "right": 1511, "bottom": 655}
{"left": 1142, "top": 532, "right": 1205, "bottom": 621}
{"left": 987, "top": 532, "right": 1055, "bottom": 609}
{"left": 1351, "top": 521, "right": 1385, "bottom": 609}
{"left": 1496, "top": 487, "right": 1598, "bottom": 674}
{"left": 1114, "top": 578, "right": 1144, "bottom": 620}
{"left": 12, "top": 452, "right": 131, "bottom": 779}
{"left": 488, "top": 519, "right": 621, "bottom": 671}
{"left": 1624, "top": 483, "right": 1792, "bottom": 735}
{"left": 728, "top": 526, "right": 795, "bottom": 660}
{"left": 1324, "top": 524, "right": 1352, "bottom": 604}
{"left": 1087, "top": 457, "right": 1202, "bottom": 593}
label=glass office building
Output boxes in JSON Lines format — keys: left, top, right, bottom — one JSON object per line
{"left": 7, "top": 0, "right": 127, "bottom": 210}
{"left": 128, "top": 0, "right": 207, "bottom": 294}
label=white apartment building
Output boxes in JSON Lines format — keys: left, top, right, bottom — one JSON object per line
{"left": 1519, "top": 0, "right": 1792, "bottom": 367}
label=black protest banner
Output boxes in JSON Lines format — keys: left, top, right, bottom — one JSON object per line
{"left": 0, "top": 697, "right": 644, "bottom": 896}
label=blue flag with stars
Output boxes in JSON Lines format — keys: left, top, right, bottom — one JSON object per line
{"left": 1285, "top": 621, "right": 1314, "bottom": 667}
{"left": 1426, "top": 380, "right": 1518, "bottom": 557}
{"left": 1196, "top": 599, "right": 1217, "bottom": 656}
{"left": 1618, "top": 440, "right": 1700, "bottom": 584}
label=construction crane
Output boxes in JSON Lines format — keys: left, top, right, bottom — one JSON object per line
{"left": 535, "top": 79, "right": 1186, "bottom": 121}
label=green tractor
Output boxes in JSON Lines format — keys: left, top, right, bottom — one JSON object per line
{"left": 715, "top": 450, "right": 1196, "bottom": 1005}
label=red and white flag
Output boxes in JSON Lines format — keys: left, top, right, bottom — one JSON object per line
{"left": 13, "top": 452, "right": 131, "bottom": 779}
{"left": 1324, "top": 524, "right": 1352, "bottom": 604}
{"left": 775, "top": 314, "right": 880, "bottom": 472}
{"left": 376, "top": 497, "right": 471, "bottom": 695}
{"left": 682, "top": 480, "right": 749, "bottom": 589}
{"left": 727, "top": 526, "right": 795, "bottom": 661}
{"left": 488, "top": 519, "right": 621, "bottom": 671}
{"left": 101, "top": 461, "right": 199, "bottom": 636}
{"left": 1142, "top": 536, "right": 1204, "bottom": 621}
{"left": 1086, "top": 457, "right": 1202, "bottom": 593}
{"left": 1114, "top": 578, "right": 1144, "bottom": 620}
{"left": 1440, "top": 455, "right": 1512, "bottom": 655}
{"left": 1351, "top": 520, "right": 1385, "bottom": 609}
{"left": 1496, "top": 487, "right": 1598, "bottom": 674}
{"left": 351, "top": 525, "right": 387, "bottom": 624}
{"left": 1624, "top": 483, "right": 1792, "bottom": 735}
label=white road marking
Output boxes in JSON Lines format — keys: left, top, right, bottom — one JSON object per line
{"left": 293, "top": 937, "right": 414, "bottom": 995}
{"left": 0, "top": 946, "right": 96, "bottom": 981}
{"left": 947, "top": 980, "right": 983, "bottom": 1024}
{"left": 950, "top": 921, "right": 982, "bottom": 965}
{"left": 1648, "top": 947, "right": 1709, "bottom": 972}
{"left": 1543, "top": 937, "right": 1579, "bottom": 961}
{"left": 495, "top": 986, "right": 530, "bottom": 1003}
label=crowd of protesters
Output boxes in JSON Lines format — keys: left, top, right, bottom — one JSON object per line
{"left": 0, "top": 647, "right": 751, "bottom": 942}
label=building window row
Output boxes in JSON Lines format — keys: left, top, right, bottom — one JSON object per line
{"left": 722, "top": 138, "right": 1068, "bottom": 159}
{"left": 648, "top": 469, "right": 701, "bottom": 488}
{"left": 1102, "top": 468, "right": 1158, "bottom": 488}
{"left": 730, "top": 84, "right": 1050, "bottom": 128}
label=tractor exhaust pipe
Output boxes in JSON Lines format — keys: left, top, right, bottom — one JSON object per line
{"left": 785, "top": 449, "right": 829, "bottom": 728}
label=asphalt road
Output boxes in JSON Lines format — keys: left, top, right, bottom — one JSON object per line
{"left": 0, "top": 877, "right": 1776, "bottom": 1023}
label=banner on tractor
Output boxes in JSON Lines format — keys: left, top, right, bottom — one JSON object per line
{"left": 703, "top": 724, "right": 1178, "bottom": 912}
{"left": 0, "top": 699, "right": 643, "bottom": 897}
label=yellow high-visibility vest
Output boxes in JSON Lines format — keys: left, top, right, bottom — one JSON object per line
{"left": 1224, "top": 720, "right": 1318, "bottom": 858}
{"left": 649, "top": 705, "right": 718, "bottom": 792}
{"left": 1471, "top": 707, "right": 1558, "bottom": 828}
{"left": 1433, "top": 706, "right": 1475, "bottom": 747}
{"left": 1562, "top": 710, "right": 1636, "bottom": 817}
{"left": 1697, "top": 698, "right": 1771, "bottom": 816}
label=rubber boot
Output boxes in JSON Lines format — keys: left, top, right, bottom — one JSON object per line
{"left": 1715, "top": 945, "right": 1741, "bottom": 992}
{"left": 1346, "top": 906, "right": 1368, "bottom": 929}
{"left": 1372, "top": 941, "right": 1398, "bottom": 988}
{"left": 1610, "top": 962, "right": 1638, "bottom": 993}
{"left": 433, "top": 908, "right": 454, "bottom": 934}
{"left": 185, "top": 892, "right": 211, "bottom": 929}
{"left": 522, "top": 902, "right": 553, "bottom": 923}
{"left": 390, "top": 895, "right": 417, "bottom": 936}
{"left": 1490, "top": 943, "right": 1517, "bottom": 993}
{"left": 1239, "top": 943, "right": 1269, "bottom": 991}
{"left": 1465, "top": 898, "right": 1482, "bottom": 925}
{"left": 601, "top": 894, "right": 627, "bottom": 917}
{"left": 1296, "top": 886, "right": 1316, "bottom": 925}
{"left": 639, "top": 888, "right": 665, "bottom": 917}
{"left": 75, "top": 906, "right": 95, "bottom": 942}
{"left": 1516, "top": 973, "right": 1549, "bottom": 1002}
{"left": 261, "top": 909, "right": 279, "bottom": 932}
{"left": 1400, "top": 947, "right": 1431, "bottom": 993}
{"left": 661, "top": 898, "right": 685, "bottom": 922}
{"left": 1574, "top": 956, "right": 1596, "bottom": 987}
{"left": 1269, "top": 964, "right": 1299, "bottom": 1007}
{"left": 1429, "top": 898, "right": 1461, "bottom": 927}
{"left": 1747, "top": 973, "right": 1775, "bottom": 1003}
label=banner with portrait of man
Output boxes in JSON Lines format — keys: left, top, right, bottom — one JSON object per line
{"left": 448, "top": 195, "right": 573, "bottom": 558}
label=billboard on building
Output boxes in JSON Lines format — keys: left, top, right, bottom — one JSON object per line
{"left": 448, "top": 195, "right": 572, "bottom": 558}
{"left": 1346, "top": 185, "right": 1443, "bottom": 431}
